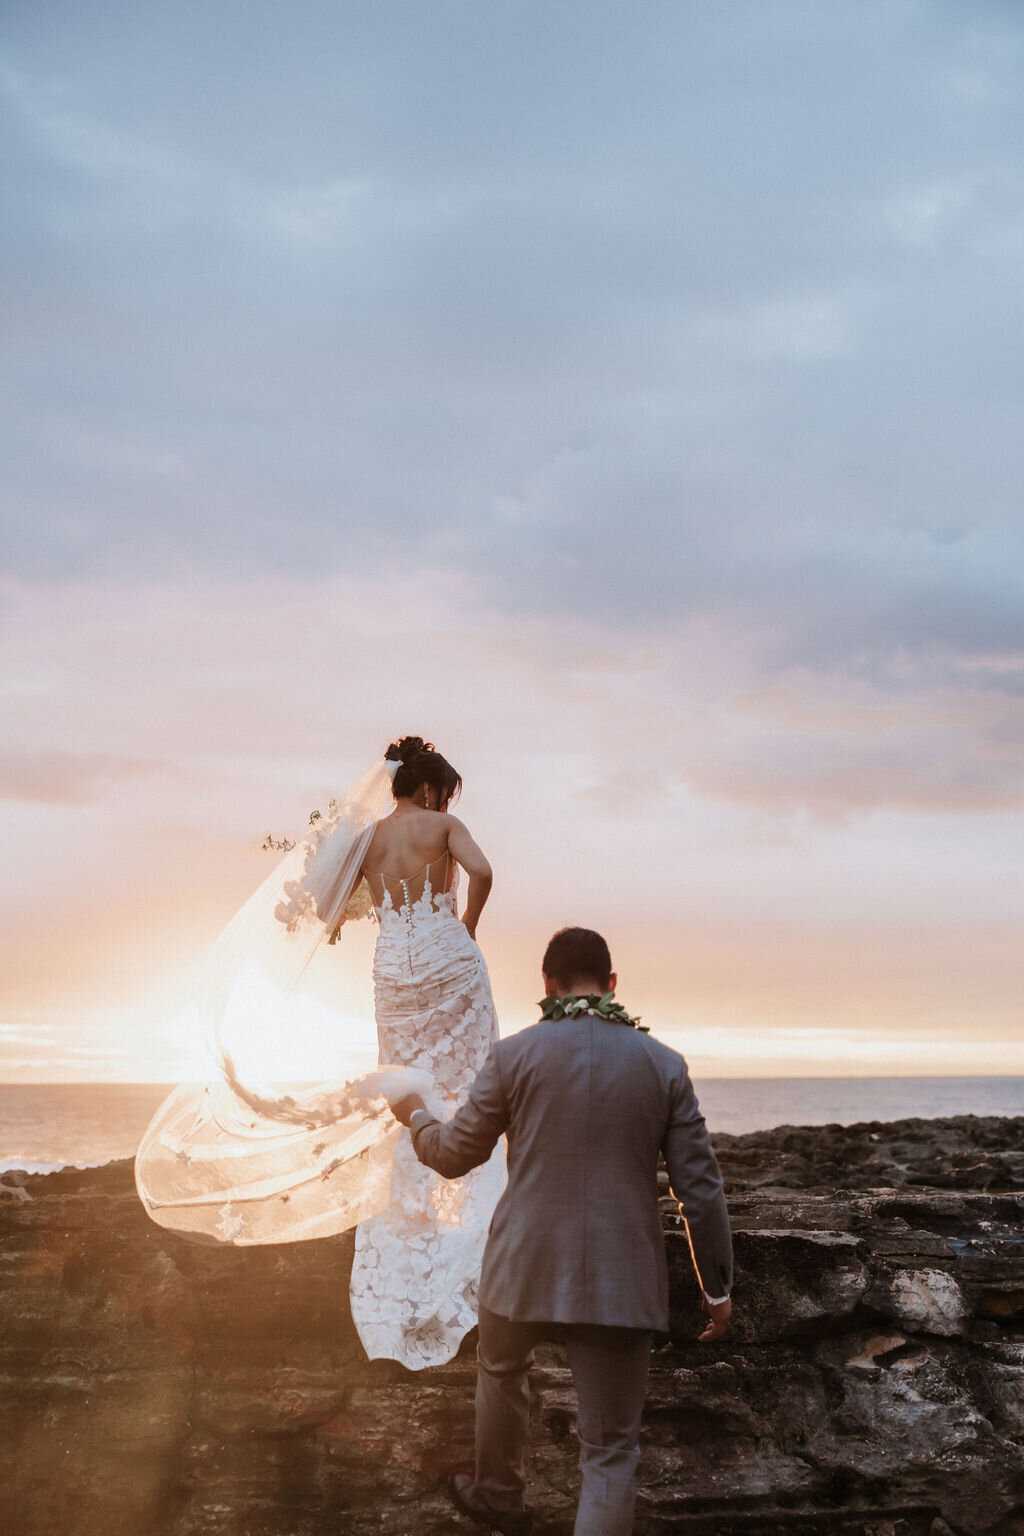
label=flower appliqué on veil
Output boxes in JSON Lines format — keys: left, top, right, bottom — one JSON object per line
{"left": 217, "top": 1202, "right": 247, "bottom": 1243}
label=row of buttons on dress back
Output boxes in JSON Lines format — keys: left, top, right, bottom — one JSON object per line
{"left": 400, "top": 877, "right": 416, "bottom": 976}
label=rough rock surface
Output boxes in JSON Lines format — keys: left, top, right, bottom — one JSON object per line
{"left": 1, "top": 1114, "right": 1022, "bottom": 1536}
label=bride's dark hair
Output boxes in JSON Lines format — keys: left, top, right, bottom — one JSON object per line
{"left": 385, "top": 735, "right": 462, "bottom": 806}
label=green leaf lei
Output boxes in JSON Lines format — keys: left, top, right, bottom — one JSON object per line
{"left": 538, "top": 991, "right": 648, "bottom": 1032}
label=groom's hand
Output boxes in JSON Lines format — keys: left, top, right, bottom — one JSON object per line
{"left": 388, "top": 1092, "right": 427, "bottom": 1127}
{"left": 698, "top": 1296, "right": 731, "bottom": 1342}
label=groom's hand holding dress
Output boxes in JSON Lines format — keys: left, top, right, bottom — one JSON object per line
{"left": 388, "top": 1092, "right": 427, "bottom": 1128}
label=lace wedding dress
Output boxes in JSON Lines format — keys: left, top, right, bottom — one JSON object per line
{"left": 350, "top": 854, "right": 505, "bottom": 1370}
{"left": 134, "top": 757, "right": 503, "bottom": 1371}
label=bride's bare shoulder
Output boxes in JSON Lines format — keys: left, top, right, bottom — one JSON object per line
{"left": 444, "top": 815, "right": 491, "bottom": 871}
{"left": 441, "top": 812, "right": 482, "bottom": 844}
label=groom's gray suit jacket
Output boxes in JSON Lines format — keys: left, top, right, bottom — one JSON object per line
{"left": 410, "top": 1012, "right": 733, "bottom": 1331}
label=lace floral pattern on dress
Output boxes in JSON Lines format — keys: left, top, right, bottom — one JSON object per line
{"left": 348, "top": 874, "right": 505, "bottom": 1371}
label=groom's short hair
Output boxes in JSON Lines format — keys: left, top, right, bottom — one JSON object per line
{"left": 542, "top": 927, "right": 613, "bottom": 990}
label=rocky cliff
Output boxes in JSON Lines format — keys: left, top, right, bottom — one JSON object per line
{"left": 1, "top": 1114, "right": 1022, "bottom": 1536}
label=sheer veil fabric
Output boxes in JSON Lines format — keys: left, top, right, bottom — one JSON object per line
{"left": 134, "top": 757, "right": 432, "bottom": 1246}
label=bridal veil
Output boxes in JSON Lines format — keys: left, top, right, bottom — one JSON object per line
{"left": 135, "top": 756, "right": 428, "bottom": 1245}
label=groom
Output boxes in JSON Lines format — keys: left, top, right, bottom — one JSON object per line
{"left": 388, "top": 926, "right": 733, "bottom": 1536}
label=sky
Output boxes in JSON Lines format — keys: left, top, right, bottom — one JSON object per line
{"left": 2, "top": 1, "right": 1023, "bottom": 1082}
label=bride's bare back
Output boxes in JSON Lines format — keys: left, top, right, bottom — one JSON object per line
{"left": 362, "top": 807, "right": 492, "bottom": 936}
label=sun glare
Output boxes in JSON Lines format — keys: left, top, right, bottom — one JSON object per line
{"left": 216, "top": 968, "right": 380, "bottom": 1087}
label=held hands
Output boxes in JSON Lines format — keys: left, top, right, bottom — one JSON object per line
{"left": 388, "top": 1092, "right": 427, "bottom": 1128}
{"left": 698, "top": 1296, "right": 732, "bottom": 1342}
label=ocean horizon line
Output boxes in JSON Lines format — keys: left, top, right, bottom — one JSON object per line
{"left": 4, "top": 1077, "right": 1022, "bottom": 1174}
{"left": 3, "top": 1072, "right": 1024, "bottom": 1088}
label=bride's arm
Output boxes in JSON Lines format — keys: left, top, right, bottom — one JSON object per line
{"left": 446, "top": 815, "right": 493, "bottom": 939}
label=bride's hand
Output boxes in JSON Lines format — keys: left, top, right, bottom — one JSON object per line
{"left": 461, "top": 916, "right": 477, "bottom": 940}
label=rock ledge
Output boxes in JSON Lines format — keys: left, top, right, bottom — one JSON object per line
{"left": 1, "top": 1113, "right": 1022, "bottom": 1535}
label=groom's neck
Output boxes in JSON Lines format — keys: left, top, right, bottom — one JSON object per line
{"left": 544, "top": 973, "right": 612, "bottom": 998}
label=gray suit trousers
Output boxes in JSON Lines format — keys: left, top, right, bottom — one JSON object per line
{"left": 475, "top": 1306, "right": 650, "bottom": 1536}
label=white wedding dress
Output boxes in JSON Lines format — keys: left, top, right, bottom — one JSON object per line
{"left": 134, "top": 757, "right": 504, "bottom": 1371}
{"left": 349, "top": 853, "right": 505, "bottom": 1370}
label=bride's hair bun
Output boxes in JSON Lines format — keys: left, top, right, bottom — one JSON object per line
{"left": 386, "top": 734, "right": 462, "bottom": 806}
{"left": 385, "top": 735, "right": 431, "bottom": 764}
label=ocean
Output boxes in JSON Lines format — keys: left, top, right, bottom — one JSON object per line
{"left": 2, "top": 1076, "right": 1023, "bottom": 1175}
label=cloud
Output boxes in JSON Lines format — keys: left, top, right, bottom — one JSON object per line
{"left": 2, "top": 568, "right": 1022, "bottom": 1080}
{"left": 679, "top": 680, "right": 1024, "bottom": 818}
{"left": 881, "top": 176, "right": 975, "bottom": 247}
{"left": 0, "top": 749, "right": 166, "bottom": 805}
{"left": 3, "top": 570, "right": 1022, "bottom": 838}
{"left": 3, "top": 1, "right": 1024, "bottom": 646}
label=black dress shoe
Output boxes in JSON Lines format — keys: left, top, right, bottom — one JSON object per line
{"left": 447, "top": 1472, "right": 534, "bottom": 1536}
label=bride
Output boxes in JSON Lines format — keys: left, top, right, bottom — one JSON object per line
{"left": 135, "top": 734, "right": 504, "bottom": 1373}
{"left": 350, "top": 735, "right": 504, "bottom": 1368}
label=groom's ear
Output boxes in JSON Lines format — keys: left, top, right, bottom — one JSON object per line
{"left": 542, "top": 972, "right": 561, "bottom": 997}
{"left": 608, "top": 971, "right": 617, "bottom": 992}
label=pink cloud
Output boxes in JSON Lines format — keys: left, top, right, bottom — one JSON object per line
{"left": 0, "top": 750, "right": 165, "bottom": 805}
{"left": 2, "top": 573, "right": 1023, "bottom": 1079}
